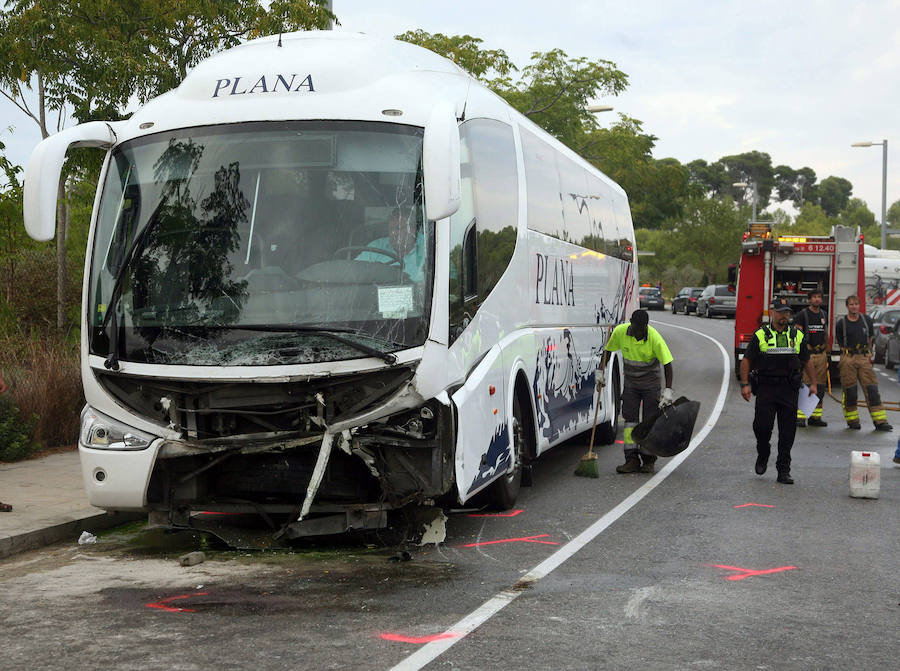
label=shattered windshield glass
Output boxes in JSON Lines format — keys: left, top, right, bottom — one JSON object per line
{"left": 88, "top": 121, "right": 432, "bottom": 366}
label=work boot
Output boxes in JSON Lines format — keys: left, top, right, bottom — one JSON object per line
{"left": 874, "top": 422, "right": 893, "bottom": 432}
{"left": 807, "top": 417, "right": 828, "bottom": 427}
{"left": 639, "top": 454, "right": 657, "bottom": 473}
{"left": 616, "top": 453, "right": 642, "bottom": 474}
{"left": 796, "top": 418, "right": 806, "bottom": 427}
{"left": 755, "top": 453, "right": 768, "bottom": 475}
{"left": 776, "top": 471, "right": 794, "bottom": 485}
{"left": 847, "top": 421, "right": 861, "bottom": 430}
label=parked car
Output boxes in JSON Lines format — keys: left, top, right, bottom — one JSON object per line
{"left": 671, "top": 286, "right": 704, "bottom": 314}
{"left": 696, "top": 284, "right": 736, "bottom": 318}
{"left": 639, "top": 286, "right": 665, "bottom": 310}
{"left": 870, "top": 306, "right": 900, "bottom": 363}
{"left": 883, "top": 317, "right": 900, "bottom": 369}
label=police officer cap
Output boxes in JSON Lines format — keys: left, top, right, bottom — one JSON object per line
{"left": 771, "top": 297, "right": 792, "bottom": 312}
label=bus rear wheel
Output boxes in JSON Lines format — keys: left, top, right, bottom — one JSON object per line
{"left": 487, "top": 395, "right": 530, "bottom": 510}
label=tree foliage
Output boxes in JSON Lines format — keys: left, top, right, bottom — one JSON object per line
{"left": 394, "top": 30, "right": 514, "bottom": 81}
{"left": 817, "top": 176, "right": 853, "bottom": 217}
{"left": 774, "top": 164, "right": 817, "bottom": 207}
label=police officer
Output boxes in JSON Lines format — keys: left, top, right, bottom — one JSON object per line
{"left": 739, "top": 298, "right": 818, "bottom": 484}
{"left": 794, "top": 289, "right": 828, "bottom": 427}
{"left": 599, "top": 309, "right": 674, "bottom": 474}
{"left": 835, "top": 294, "right": 892, "bottom": 431}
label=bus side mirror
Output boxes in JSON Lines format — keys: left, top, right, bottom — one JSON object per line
{"left": 423, "top": 103, "right": 460, "bottom": 222}
{"left": 24, "top": 121, "right": 122, "bottom": 241}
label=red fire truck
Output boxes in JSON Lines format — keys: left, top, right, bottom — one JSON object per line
{"left": 730, "top": 222, "right": 866, "bottom": 377}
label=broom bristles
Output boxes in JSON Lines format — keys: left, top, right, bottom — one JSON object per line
{"left": 574, "top": 452, "right": 600, "bottom": 478}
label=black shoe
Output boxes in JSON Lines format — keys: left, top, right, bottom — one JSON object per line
{"left": 796, "top": 418, "right": 806, "bottom": 427}
{"left": 616, "top": 454, "right": 642, "bottom": 474}
{"left": 874, "top": 422, "right": 893, "bottom": 432}
{"left": 639, "top": 454, "right": 657, "bottom": 473}
{"left": 848, "top": 422, "right": 861, "bottom": 430}
{"left": 807, "top": 417, "right": 828, "bottom": 427}
{"left": 755, "top": 454, "right": 767, "bottom": 475}
{"left": 777, "top": 472, "right": 794, "bottom": 484}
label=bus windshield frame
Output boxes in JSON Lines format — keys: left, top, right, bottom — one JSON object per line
{"left": 87, "top": 120, "right": 433, "bottom": 367}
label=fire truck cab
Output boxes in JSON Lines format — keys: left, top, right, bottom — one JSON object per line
{"left": 731, "top": 222, "right": 865, "bottom": 377}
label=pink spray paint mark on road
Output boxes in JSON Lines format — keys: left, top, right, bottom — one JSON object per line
{"left": 146, "top": 592, "right": 208, "bottom": 613}
{"left": 461, "top": 534, "right": 558, "bottom": 548}
{"left": 710, "top": 564, "right": 797, "bottom": 580}
{"left": 380, "top": 632, "right": 462, "bottom": 644}
{"left": 733, "top": 502, "right": 776, "bottom": 508}
{"left": 467, "top": 509, "right": 524, "bottom": 518}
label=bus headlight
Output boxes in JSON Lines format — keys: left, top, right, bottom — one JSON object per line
{"left": 80, "top": 406, "right": 156, "bottom": 451}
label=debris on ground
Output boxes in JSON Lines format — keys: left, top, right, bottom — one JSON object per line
{"left": 179, "top": 551, "right": 206, "bottom": 567}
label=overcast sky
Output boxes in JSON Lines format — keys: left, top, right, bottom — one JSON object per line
{"left": 2, "top": 0, "right": 897, "bottom": 220}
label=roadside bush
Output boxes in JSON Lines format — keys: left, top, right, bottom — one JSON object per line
{"left": 1, "top": 334, "right": 83, "bottom": 453}
{"left": 0, "top": 394, "right": 38, "bottom": 462}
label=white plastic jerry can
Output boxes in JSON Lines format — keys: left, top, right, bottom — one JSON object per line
{"left": 849, "top": 450, "right": 881, "bottom": 499}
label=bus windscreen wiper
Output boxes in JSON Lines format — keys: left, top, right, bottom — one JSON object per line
{"left": 102, "top": 201, "right": 165, "bottom": 371}
{"left": 234, "top": 325, "right": 399, "bottom": 365}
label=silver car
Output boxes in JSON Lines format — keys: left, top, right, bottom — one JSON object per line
{"left": 696, "top": 284, "right": 736, "bottom": 318}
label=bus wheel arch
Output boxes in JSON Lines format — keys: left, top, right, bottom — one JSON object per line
{"left": 595, "top": 361, "right": 622, "bottom": 445}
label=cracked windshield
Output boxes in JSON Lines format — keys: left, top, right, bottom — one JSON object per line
{"left": 88, "top": 121, "right": 431, "bottom": 366}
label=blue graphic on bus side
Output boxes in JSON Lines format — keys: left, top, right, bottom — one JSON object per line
{"left": 467, "top": 422, "right": 511, "bottom": 494}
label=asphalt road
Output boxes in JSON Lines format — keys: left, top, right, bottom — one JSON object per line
{"left": 1, "top": 311, "right": 897, "bottom": 671}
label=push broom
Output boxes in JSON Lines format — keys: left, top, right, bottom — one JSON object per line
{"left": 574, "top": 379, "right": 603, "bottom": 478}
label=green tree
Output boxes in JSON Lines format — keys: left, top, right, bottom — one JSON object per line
{"left": 0, "top": 137, "right": 24, "bottom": 302}
{"left": 774, "top": 164, "right": 817, "bottom": 207}
{"left": 781, "top": 202, "right": 832, "bottom": 237}
{"left": 494, "top": 48, "right": 628, "bottom": 149}
{"left": 396, "top": 30, "right": 628, "bottom": 152}
{"left": 0, "top": 0, "right": 335, "bottom": 331}
{"left": 887, "top": 199, "right": 900, "bottom": 227}
{"left": 669, "top": 196, "right": 745, "bottom": 283}
{"left": 817, "top": 176, "right": 853, "bottom": 217}
{"left": 397, "top": 30, "right": 693, "bottom": 229}
{"left": 687, "top": 159, "right": 729, "bottom": 197}
{"left": 394, "top": 30, "right": 514, "bottom": 81}
{"left": 581, "top": 117, "right": 691, "bottom": 229}
{"left": 719, "top": 151, "right": 775, "bottom": 210}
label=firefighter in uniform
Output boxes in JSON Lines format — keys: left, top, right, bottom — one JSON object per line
{"left": 599, "top": 309, "right": 674, "bottom": 474}
{"left": 740, "top": 298, "right": 817, "bottom": 484}
{"left": 794, "top": 289, "right": 828, "bottom": 427}
{"left": 835, "top": 294, "right": 892, "bottom": 431}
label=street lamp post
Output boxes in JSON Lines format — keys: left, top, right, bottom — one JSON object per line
{"left": 587, "top": 105, "right": 614, "bottom": 114}
{"left": 851, "top": 139, "right": 888, "bottom": 249}
{"left": 733, "top": 181, "right": 758, "bottom": 221}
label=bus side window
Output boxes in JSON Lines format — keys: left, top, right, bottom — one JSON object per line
{"left": 463, "top": 220, "right": 478, "bottom": 302}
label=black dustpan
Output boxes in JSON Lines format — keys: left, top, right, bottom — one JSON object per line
{"left": 632, "top": 396, "right": 701, "bottom": 457}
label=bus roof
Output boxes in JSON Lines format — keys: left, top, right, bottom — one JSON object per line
{"left": 125, "top": 31, "right": 473, "bottom": 138}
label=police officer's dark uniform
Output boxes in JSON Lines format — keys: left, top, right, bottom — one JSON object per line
{"left": 739, "top": 298, "right": 812, "bottom": 484}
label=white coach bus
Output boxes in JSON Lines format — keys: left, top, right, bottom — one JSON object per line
{"left": 24, "top": 32, "right": 638, "bottom": 543}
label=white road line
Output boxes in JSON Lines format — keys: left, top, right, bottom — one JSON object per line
{"left": 388, "top": 323, "right": 729, "bottom": 671}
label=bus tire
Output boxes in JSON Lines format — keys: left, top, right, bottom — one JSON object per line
{"left": 595, "top": 368, "right": 621, "bottom": 445}
{"left": 487, "top": 394, "right": 530, "bottom": 510}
